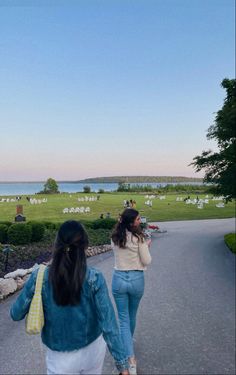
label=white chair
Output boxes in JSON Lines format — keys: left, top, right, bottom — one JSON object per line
{"left": 197, "top": 203, "right": 204, "bottom": 209}
{"left": 216, "top": 203, "right": 225, "bottom": 208}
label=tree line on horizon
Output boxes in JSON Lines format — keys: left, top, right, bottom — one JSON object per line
{"left": 74, "top": 176, "right": 203, "bottom": 184}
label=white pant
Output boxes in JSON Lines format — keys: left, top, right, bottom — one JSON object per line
{"left": 46, "top": 335, "right": 107, "bottom": 374}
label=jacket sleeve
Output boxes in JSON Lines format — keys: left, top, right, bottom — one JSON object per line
{"left": 92, "top": 272, "right": 129, "bottom": 372}
{"left": 10, "top": 269, "right": 38, "bottom": 321}
{"left": 138, "top": 240, "right": 152, "bottom": 266}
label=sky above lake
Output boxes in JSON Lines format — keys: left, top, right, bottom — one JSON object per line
{"left": 0, "top": 0, "right": 234, "bottom": 181}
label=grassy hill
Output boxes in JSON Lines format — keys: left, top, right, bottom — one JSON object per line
{"left": 0, "top": 192, "right": 234, "bottom": 223}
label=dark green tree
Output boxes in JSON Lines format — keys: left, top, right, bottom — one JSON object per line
{"left": 83, "top": 185, "right": 91, "bottom": 193}
{"left": 191, "top": 78, "right": 236, "bottom": 201}
{"left": 43, "top": 178, "right": 59, "bottom": 194}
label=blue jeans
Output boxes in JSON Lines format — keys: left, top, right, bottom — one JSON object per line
{"left": 112, "top": 270, "right": 144, "bottom": 358}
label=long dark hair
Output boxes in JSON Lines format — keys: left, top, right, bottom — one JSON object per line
{"left": 111, "top": 208, "right": 144, "bottom": 248}
{"left": 49, "top": 220, "right": 88, "bottom": 306}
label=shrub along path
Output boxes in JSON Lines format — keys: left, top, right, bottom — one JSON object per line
{"left": 0, "top": 219, "right": 235, "bottom": 374}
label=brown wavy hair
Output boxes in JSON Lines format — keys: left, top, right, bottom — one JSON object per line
{"left": 111, "top": 208, "right": 144, "bottom": 248}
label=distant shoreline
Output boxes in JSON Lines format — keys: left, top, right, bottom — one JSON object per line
{"left": 0, "top": 176, "right": 203, "bottom": 184}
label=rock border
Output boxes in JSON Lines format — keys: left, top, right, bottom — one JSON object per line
{"left": 0, "top": 244, "right": 112, "bottom": 300}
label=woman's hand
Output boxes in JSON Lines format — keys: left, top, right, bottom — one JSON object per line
{"left": 120, "top": 371, "right": 129, "bottom": 375}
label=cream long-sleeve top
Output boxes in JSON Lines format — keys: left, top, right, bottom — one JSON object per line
{"left": 111, "top": 230, "right": 152, "bottom": 271}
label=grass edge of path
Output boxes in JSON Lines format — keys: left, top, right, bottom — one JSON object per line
{"left": 224, "top": 232, "right": 236, "bottom": 254}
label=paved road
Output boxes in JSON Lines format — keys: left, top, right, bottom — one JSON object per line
{"left": 0, "top": 219, "right": 235, "bottom": 375}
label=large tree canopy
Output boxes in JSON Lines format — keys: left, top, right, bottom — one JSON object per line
{"left": 191, "top": 78, "right": 236, "bottom": 201}
{"left": 43, "top": 178, "right": 59, "bottom": 194}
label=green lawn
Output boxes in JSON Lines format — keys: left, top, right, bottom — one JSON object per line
{"left": 0, "top": 192, "right": 235, "bottom": 223}
{"left": 224, "top": 233, "right": 236, "bottom": 253}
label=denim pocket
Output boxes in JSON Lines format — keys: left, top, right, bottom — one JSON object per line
{"left": 131, "top": 275, "right": 144, "bottom": 296}
{"left": 112, "top": 274, "right": 124, "bottom": 294}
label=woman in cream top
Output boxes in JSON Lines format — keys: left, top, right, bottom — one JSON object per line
{"left": 111, "top": 209, "right": 152, "bottom": 375}
{"left": 112, "top": 229, "right": 151, "bottom": 270}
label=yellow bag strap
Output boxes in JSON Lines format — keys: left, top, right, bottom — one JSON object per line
{"left": 34, "top": 264, "right": 46, "bottom": 295}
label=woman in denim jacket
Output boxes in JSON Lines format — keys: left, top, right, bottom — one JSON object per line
{"left": 111, "top": 209, "right": 152, "bottom": 375}
{"left": 10, "top": 220, "right": 129, "bottom": 375}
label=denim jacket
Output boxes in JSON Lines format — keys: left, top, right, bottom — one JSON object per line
{"left": 10, "top": 266, "right": 128, "bottom": 372}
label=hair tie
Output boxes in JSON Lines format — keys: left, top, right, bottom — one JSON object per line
{"left": 65, "top": 247, "right": 70, "bottom": 253}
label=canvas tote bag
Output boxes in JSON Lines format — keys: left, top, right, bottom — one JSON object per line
{"left": 25, "top": 264, "right": 46, "bottom": 334}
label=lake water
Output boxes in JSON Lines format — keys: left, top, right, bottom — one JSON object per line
{"left": 0, "top": 182, "right": 203, "bottom": 196}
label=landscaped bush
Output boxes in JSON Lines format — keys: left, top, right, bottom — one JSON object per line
{"left": 80, "top": 220, "right": 94, "bottom": 229}
{"left": 7, "top": 224, "right": 32, "bottom": 245}
{"left": 27, "top": 222, "right": 45, "bottom": 242}
{"left": 54, "top": 223, "right": 62, "bottom": 230}
{"left": 0, "top": 224, "right": 8, "bottom": 243}
{"left": 0, "top": 221, "right": 12, "bottom": 227}
{"left": 86, "top": 228, "right": 111, "bottom": 246}
{"left": 41, "top": 221, "right": 58, "bottom": 230}
{"left": 91, "top": 218, "right": 117, "bottom": 230}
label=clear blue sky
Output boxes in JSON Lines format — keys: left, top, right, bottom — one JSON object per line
{"left": 0, "top": 0, "right": 234, "bottom": 181}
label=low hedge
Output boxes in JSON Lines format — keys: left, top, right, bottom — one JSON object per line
{"left": 27, "top": 222, "right": 45, "bottom": 242}
{"left": 1, "top": 219, "right": 114, "bottom": 246}
{"left": 91, "top": 218, "right": 117, "bottom": 230}
{"left": 0, "top": 224, "right": 8, "bottom": 244}
{"left": 0, "top": 221, "right": 12, "bottom": 227}
{"left": 7, "top": 224, "right": 32, "bottom": 245}
{"left": 86, "top": 228, "right": 111, "bottom": 246}
{"left": 40, "top": 221, "right": 58, "bottom": 230}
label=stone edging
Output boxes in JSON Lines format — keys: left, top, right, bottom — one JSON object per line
{"left": 0, "top": 244, "right": 112, "bottom": 300}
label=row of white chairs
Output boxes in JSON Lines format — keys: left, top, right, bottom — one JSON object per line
{"left": 197, "top": 203, "right": 225, "bottom": 209}
{"left": 185, "top": 199, "right": 209, "bottom": 205}
{"left": 63, "top": 207, "right": 91, "bottom": 214}
{"left": 78, "top": 196, "right": 98, "bottom": 202}
{"left": 144, "top": 195, "right": 166, "bottom": 200}
{"left": 30, "top": 198, "right": 47, "bottom": 204}
{"left": 0, "top": 198, "right": 17, "bottom": 203}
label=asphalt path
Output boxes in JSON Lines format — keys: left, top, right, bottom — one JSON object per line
{"left": 0, "top": 218, "right": 235, "bottom": 375}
